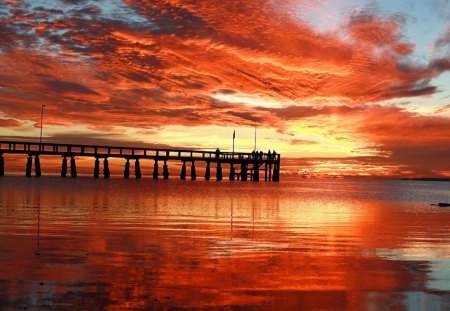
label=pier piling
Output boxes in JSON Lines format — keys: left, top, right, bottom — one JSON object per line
{"left": 253, "top": 162, "right": 259, "bottom": 182}
{"left": 216, "top": 162, "right": 222, "bottom": 181}
{"left": 205, "top": 161, "right": 210, "bottom": 181}
{"left": 135, "top": 159, "right": 141, "bottom": 179}
{"left": 268, "top": 162, "right": 272, "bottom": 182}
{"left": 191, "top": 161, "right": 197, "bottom": 180}
{"left": 34, "top": 155, "right": 41, "bottom": 177}
{"left": 229, "top": 163, "right": 235, "bottom": 181}
{"left": 61, "top": 156, "right": 67, "bottom": 177}
{"left": 264, "top": 162, "right": 268, "bottom": 181}
{"left": 0, "top": 140, "right": 281, "bottom": 181}
{"left": 124, "top": 159, "right": 130, "bottom": 179}
{"left": 180, "top": 161, "right": 186, "bottom": 180}
{"left": 0, "top": 153, "right": 4, "bottom": 177}
{"left": 70, "top": 156, "right": 77, "bottom": 178}
{"left": 26, "top": 155, "right": 32, "bottom": 177}
{"left": 153, "top": 160, "right": 159, "bottom": 179}
{"left": 163, "top": 160, "right": 169, "bottom": 179}
{"left": 103, "top": 158, "right": 110, "bottom": 179}
{"left": 273, "top": 159, "right": 280, "bottom": 182}
{"left": 240, "top": 162, "right": 247, "bottom": 181}
{"left": 94, "top": 158, "right": 100, "bottom": 178}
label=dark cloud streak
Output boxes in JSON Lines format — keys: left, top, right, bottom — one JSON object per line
{"left": 1, "top": 0, "right": 450, "bottom": 176}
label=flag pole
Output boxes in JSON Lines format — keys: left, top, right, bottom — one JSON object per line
{"left": 230, "top": 130, "right": 236, "bottom": 181}
{"left": 232, "top": 130, "right": 235, "bottom": 156}
{"left": 39, "top": 104, "right": 46, "bottom": 151}
{"left": 254, "top": 121, "right": 256, "bottom": 151}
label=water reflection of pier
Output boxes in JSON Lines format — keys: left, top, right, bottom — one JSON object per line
{"left": 0, "top": 141, "right": 280, "bottom": 181}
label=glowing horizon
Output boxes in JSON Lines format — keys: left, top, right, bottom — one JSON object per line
{"left": 1, "top": 0, "right": 449, "bottom": 177}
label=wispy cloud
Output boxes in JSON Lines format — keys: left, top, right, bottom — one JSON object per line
{"left": 0, "top": 0, "right": 449, "bottom": 176}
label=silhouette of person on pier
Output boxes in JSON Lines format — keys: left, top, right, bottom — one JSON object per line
{"left": 215, "top": 148, "right": 220, "bottom": 159}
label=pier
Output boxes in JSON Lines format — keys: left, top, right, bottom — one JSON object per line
{"left": 0, "top": 141, "right": 280, "bottom": 181}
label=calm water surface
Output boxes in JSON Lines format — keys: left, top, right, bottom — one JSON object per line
{"left": 0, "top": 177, "right": 450, "bottom": 310}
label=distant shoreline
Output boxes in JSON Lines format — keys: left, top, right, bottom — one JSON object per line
{"left": 402, "top": 178, "right": 450, "bottom": 182}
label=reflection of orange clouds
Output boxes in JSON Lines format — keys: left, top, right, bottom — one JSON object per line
{"left": 2, "top": 178, "right": 448, "bottom": 309}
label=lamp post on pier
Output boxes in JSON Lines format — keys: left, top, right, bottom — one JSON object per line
{"left": 39, "top": 105, "right": 45, "bottom": 151}
{"left": 254, "top": 120, "right": 257, "bottom": 151}
{"left": 229, "top": 130, "right": 236, "bottom": 181}
{"left": 232, "top": 130, "right": 235, "bottom": 156}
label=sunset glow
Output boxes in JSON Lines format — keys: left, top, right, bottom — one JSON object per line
{"left": 1, "top": 0, "right": 449, "bottom": 177}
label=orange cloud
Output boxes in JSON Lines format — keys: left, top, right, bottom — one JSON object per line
{"left": 0, "top": 1, "right": 449, "bottom": 177}
{"left": 278, "top": 105, "right": 450, "bottom": 177}
{"left": 0, "top": 118, "right": 22, "bottom": 127}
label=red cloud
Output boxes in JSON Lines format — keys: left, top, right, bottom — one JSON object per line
{"left": 0, "top": 119, "right": 22, "bottom": 127}
{"left": 347, "top": 12, "right": 415, "bottom": 56}
{"left": 334, "top": 105, "right": 450, "bottom": 177}
{"left": 1, "top": 1, "right": 447, "bottom": 119}
{"left": 0, "top": 1, "right": 449, "bottom": 177}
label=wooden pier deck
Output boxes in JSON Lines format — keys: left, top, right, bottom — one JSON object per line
{"left": 0, "top": 141, "right": 280, "bottom": 181}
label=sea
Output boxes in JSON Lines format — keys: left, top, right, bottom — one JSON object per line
{"left": 0, "top": 176, "right": 449, "bottom": 310}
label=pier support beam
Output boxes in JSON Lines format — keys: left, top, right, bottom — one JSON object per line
{"left": 61, "top": 156, "right": 67, "bottom": 177}
{"left": 26, "top": 155, "right": 32, "bottom": 177}
{"left": 191, "top": 161, "right": 196, "bottom": 180}
{"left": 272, "top": 165, "right": 279, "bottom": 182}
{"left": 216, "top": 162, "right": 222, "bottom": 181}
{"left": 103, "top": 158, "right": 110, "bottom": 179}
{"left": 180, "top": 161, "right": 186, "bottom": 180}
{"left": 229, "top": 163, "right": 235, "bottom": 181}
{"left": 0, "top": 143, "right": 282, "bottom": 181}
{"left": 70, "top": 156, "right": 77, "bottom": 178}
{"left": 94, "top": 158, "right": 100, "bottom": 178}
{"left": 205, "top": 161, "right": 210, "bottom": 181}
{"left": 124, "top": 159, "right": 130, "bottom": 179}
{"left": 163, "top": 160, "right": 169, "bottom": 179}
{"left": 268, "top": 162, "right": 272, "bottom": 181}
{"left": 34, "top": 155, "right": 41, "bottom": 177}
{"left": 153, "top": 160, "right": 159, "bottom": 179}
{"left": 0, "top": 153, "right": 4, "bottom": 177}
{"left": 272, "top": 157, "right": 280, "bottom": 182}
{"left": 135, "top": 159, "right": 142, "bottom": 179}
{"left": 253, "top": 162, "right": 259, "bottom": 182}
{"left": 264, "top": 162, "right": 268, "bottom": 181}
{"left": 240, "top": 162, "right": 247, "bottom": 181}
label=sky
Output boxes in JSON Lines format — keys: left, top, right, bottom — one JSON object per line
{"left": 0, "top": 0, "right": 449, "bottom": 177}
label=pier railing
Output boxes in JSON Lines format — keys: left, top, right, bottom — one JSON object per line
{"left": 0, "top": 140, "right": 280, "bottom": 181}
{"left": 0, "top": 141, "right": 278, "bottom": 161}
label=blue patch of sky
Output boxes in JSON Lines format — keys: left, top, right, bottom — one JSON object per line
{"left": 292, "top": 0, "right": 449, "bottom": 64}
{"left": 291, "top": 0, "right": 450, "bottom": 110}
{"left": 20, "top": 0, "right": 158, "bottom": 29}
{"left": 374, "top": 0, "right": 449, "bottom": 62}
{"left": 426, "top": 71, "right": 450, "bottom": 101}
{"left": 0, "top": 4, "right": 12, "bottom": 18}
{"left": 6, "top": 0, "right": 159, "bottom": 56}
{"left": 377, "top": 71, "right": 450, "bottom": 111}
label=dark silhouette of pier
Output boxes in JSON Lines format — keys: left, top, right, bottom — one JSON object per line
{"left": 0, "top": 141, "right": 280, "bottom": 181}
